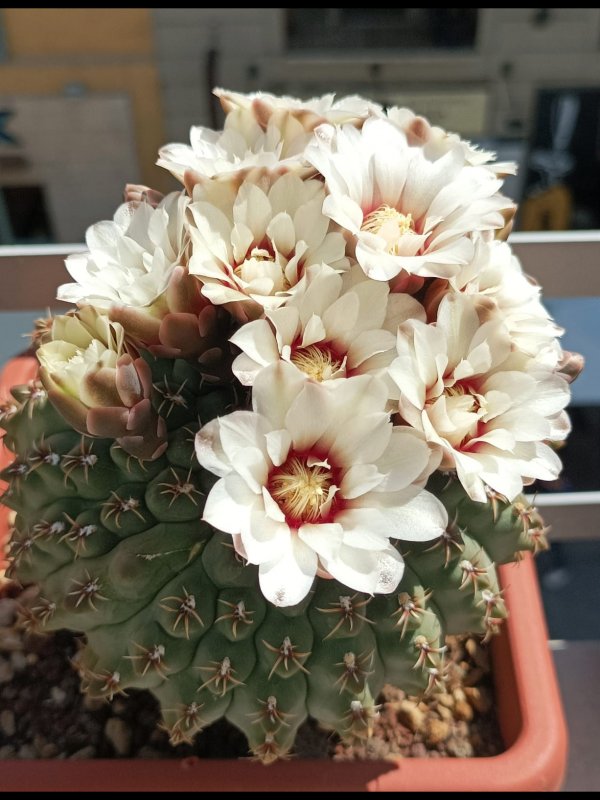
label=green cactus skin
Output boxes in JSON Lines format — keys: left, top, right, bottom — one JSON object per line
{"left": 0, "top": 359, "right": 541, "bottom": 763}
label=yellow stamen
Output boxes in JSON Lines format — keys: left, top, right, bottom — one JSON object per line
{"left": 269, "top": 455, "right": 335, "bottom": 524}
{"left": 291, "top": 344, "right": 344, "bottom": 382}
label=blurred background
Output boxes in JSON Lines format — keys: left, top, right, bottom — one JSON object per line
{"left": 0, "top": 10, "right": 599, "bottom": 786}
{"left": 1, "top": 8, "right": 600, "bottom": 245}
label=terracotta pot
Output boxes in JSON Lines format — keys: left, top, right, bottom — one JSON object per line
{"left": 0, "top": 357, "right": 568, "bottom": 791}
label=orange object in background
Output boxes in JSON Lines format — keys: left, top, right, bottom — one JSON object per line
{"left": 520, "top": 183, "right": 573, "bottom": 231}
{"left": 0, "top": 356, "right": 38, "bottom": 573}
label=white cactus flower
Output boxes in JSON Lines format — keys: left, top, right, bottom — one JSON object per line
{"left": 57, "top": 192, "right": 190, "bottom": 309}
{"left": 157, "top": 110, "right": 306, "bottom": 184}
{"left": 159, "top": 89, "right": 380, "bottom": 185}
{"left": 215, "top": 87, "right": 381, "bottom": 127}
{"left": 306, "top": 117, "right": 513, "bottom": 282}
{"left": 449, "top": 239, "right": 563, "bottom": 368}
{"left": 195, "top": 362, "right": 446, "bottom": 606}
{"left": 388, "top": 292, "right": 571, "bottom": 502}
{"left": 230, "top": 264, "right": 424, "bottom": 385}
{"left": 37, "top": 308, "right": 124, "bottom": 412}
{"left": 188, "top": 171, "right": 349, "bottom": 322}
{"left": 37, "top": 308, "right": 166, "bottom": 460}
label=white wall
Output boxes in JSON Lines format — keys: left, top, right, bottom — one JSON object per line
{"left": 0, "top": 94, "right": 139, "bottom": 242}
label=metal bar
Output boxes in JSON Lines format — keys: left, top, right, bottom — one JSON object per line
{"left": 532, "top": 505, "right": 600, "bottom": 542}
{"left": 511, "top": 237, "right": 600, "bottom": 298}
{"left": 0, "top": 244, "right": 86, "bottom": 257}
{"left": 531, "top": 491, "right": 600, "bottom": 507}
{"left": 510, "top": 231, "right": 600, "bottom": 244}
{"left": 0, "top": 248, "right": 79, "bottom": 311}
{"left": 524, "top": 493, "right": 600, "bottom": 542}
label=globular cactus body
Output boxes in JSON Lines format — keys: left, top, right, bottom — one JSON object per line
{"left": 1, "top": 358, "right": 539, "bottom": 762}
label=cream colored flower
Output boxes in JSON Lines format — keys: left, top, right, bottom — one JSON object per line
{"left": 58, "top": 192, "right": 190, "bottom": 309}
{"left": 230, "top": 264, "right": 424, "bottom": 385}
{"left": 38, "top": 308, "right": 123, "bottom": 414}
{"left": 388, "top": 292, "right": 570, "bottom": 502}
{"left": 56, "top": 192, "right": 228, "bottom": 362}
{"left": 157, "top": 109, "right": 305, "bottom": 184}
{"left": 37, "top": 308, "right": 166, "bottom": 460}
{"left": 216, "top": 87, "right": 380, "bottom": 128}
{"left": 426, "top": 239, "right": 564, "bottom": 369}
{"left": 306, "top": 117, "right": 514, "bottom": 282}
{"left": 159, "top": 89, "right": 379, "bottom": 186}
{"left": 195, "top": 363, "right": 445, "bottom": 606}
{"left": 188, "top": 171, "right": 349, "bottom": 322}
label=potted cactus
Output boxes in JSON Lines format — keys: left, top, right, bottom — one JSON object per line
{"left": 0, "top": 89, "right": 576, "bottom": 790}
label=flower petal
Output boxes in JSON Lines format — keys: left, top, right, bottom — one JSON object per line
{"left": 259, "top": 536, "right": 318, "bottom": 607}
{"left": 218, "top": 411, "right": 270, "bottom": 464}
{"left": 374, "top": 427, "right": 434, "bottom": 491}
{"left": 298, "top": 522, "right": 344, "bottom": 560}
{"left": 202, "top": 475, "right": 255, "bottom": 535}
{"left": 329, "top": 412, "right": 392, "bottom": 466}
{"left": 268, "top": 307, "right": 301, "bottom": 352}
{"left": 231, "top": 352, "right": 261, "bottom": 386}
{"left": 195, "top": 418, "right": 230, "bottom": 477}
{"left": 252, "top": 362, "right": 307, "bottom": 428}
{"left": 359, "top": 488, "right": 448, "bottom": 542}
{"left": 340, "top": 464, "right": 386, "bottom": 499}
{"left": 285, "top": 380, "right": 335, "bottom": 451}
{"left": 241, "top": 505, "right": 289, "bottom": 563}
{"left": 262, "top": 486, "right": 286, "bottom": 522}
{"left": 230, "top": 319, "right": 280, "bottom": 369}
{"left": 347, "top": 330, "right": 395, "bottom": 369}
{"left": 321, "top": 543, "right": 404, "bottom": 594}
{"left": 301, "top": 314, "right": 327, "bottom": 348}
{"left": 265, "top": 429, "right": 292, "bottom": 467}
{"left": 233, "top": 446, "right": 269, "bottom": 493}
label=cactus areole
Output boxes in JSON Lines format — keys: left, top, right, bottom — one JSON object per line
{"left": 0, "top": 88, "right": 581, "bottom": 765}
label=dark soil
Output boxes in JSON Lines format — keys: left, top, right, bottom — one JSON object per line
{"left": 0, "top": 584, "right": 503, "bottom": 761}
